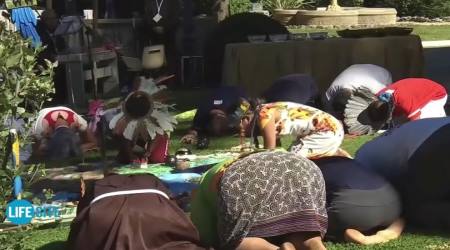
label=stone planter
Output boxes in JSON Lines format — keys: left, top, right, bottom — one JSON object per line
{"left": 296, "top": 9, "right": 359, "bottom": 26}
{"left": 272, "top": 9, "right": 299, "bottom": 25}
{"left": 295, "top": 7, "right": 397, "bottom": 27}
{"left": 357, "top": 8, "right": 397, "bottom": 26}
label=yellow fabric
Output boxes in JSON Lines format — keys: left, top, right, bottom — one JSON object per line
{"left": 11, "top": 130, "right": 20, "bottom": 168}
{"left": 222, "top": 35, "right": 424, "bottom": 96}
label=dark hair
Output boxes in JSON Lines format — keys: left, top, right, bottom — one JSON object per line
{"left": 46, "top": 127, "right": 81, "bottom": 161}
{"left": 367, "top": 100, "right": 390, "bottom": 122}
{"left": 332, "top": 89, "right": 353, "bottom": 112}
{"left": 125, "top": 92, "right": 153, "bottom": 119}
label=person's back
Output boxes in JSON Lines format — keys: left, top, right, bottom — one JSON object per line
{"left": 355, "top": 117, "right": 450, "bottom": 181}
{"left": 263, "top": 74, "right": 319, "bottom": 106}
{"left": 356, "top": 117, "right": 450, "bottom": 230}
{"left": 68, "top": 174, "right": 207, "bottom": 250}
{"left": 377, "top": 78, "right": 447, "bottom": 119}
{"left": 325, "top": 64, "right": 392, "bottom": 106}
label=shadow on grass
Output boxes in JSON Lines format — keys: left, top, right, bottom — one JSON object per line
{"left": 36, "top": 241, "right": 67, "bottom": 250}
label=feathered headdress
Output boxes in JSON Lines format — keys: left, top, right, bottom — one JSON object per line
{"left": 109, "top": 81, "right": 177, "bottom": 141}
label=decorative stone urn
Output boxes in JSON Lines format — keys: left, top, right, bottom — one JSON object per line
{"left": 273, "top": 9, "right": 299, "bottom": 25}
{"left": 327, "top": 0, "right": 342, "bottom": 11}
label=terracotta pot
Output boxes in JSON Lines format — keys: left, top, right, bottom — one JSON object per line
{"left": 272, "top": 9, "right": 299, "bottom": 25}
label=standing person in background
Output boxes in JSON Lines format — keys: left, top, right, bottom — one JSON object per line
{"left": 140, "top": 0, "right": 181, "bottom": 82}
{"left": 35, "top": 10, "right": 67, "bottom": 104}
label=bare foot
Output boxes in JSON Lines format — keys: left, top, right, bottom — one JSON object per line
{"left": 286, "top": 234, "right": 326, "bottom": 250}
{"left": 345, "top": 229, "right": 388, "bottom": 245}
{"left": 304, "top": 237, "right": 327, "bottom": 250}
{"left": 280, "top": 242, "right": 296, "bottom": 250}
{"left": 376, "top": 218, "right": 405, "bottom": 241}
{"left": 237, "top": 237, "right": 278, "bottom": 250}
{"left": 335, "top": 148, "right": 353, "bottom": 158}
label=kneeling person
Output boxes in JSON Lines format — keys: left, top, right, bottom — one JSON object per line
{"left": 32, "top": 106, "right": 97, "bottom": 161}
{"left": 313, "top": 156, "right": 404, "bottom": 245}
{"left": 191, "top": 151, "right": 328, "bottom": 250}
{"left": 68, "top": 174, "right": 207, "bottom": 250}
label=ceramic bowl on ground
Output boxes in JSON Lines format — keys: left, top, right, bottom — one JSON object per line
{"left": 309, "top": 32, "right": 329, "bottom": 40}
{"left": 247, "top": 34, "right": 267, "bottom": 43}
{"left": 176, "top": 148, "right": 192, "bottom": 156}
{"left": 175, "top": 160, "right": 191, "bottom": 171}
{"left": 289, "top": 33, "right": 308, "bottom": 41}
{"left": 269, "top": 34, "right": 288, "bottom": 42}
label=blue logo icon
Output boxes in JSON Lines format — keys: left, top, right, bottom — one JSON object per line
{"left": 6, "top": 199, "right": 61, "bottom": 225}
{"left": 6, "top": 199, "right": 34, "bottom": 225}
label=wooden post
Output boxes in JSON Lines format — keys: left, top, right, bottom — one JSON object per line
{"left": 93, "top": 0, "right": 99, "bottom": 30}
{"left": 46, "top": 0, "right": 53, "bottom": 10}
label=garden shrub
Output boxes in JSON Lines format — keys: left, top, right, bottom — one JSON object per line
{"left": 0, "top": 22, "right": 55, "bottom": 221}
{"left": 230, "top": 0, "right": 252, "bottom": 14}
{"left": 363, "top": 0, "right": 450, "bottom": 17}
{"left": 263, "top": 0, "right": 315, "bottom": 12}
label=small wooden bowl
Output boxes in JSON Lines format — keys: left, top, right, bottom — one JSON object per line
{"left": 175, "top": 160, "right": 190, "bottom": 171}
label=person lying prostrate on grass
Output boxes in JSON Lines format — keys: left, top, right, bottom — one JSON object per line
{"left": 32, "top": 106, "right": 97, "bottom": 159}
{"left": 191, "top": 151, "right": 328, "bottom": 250}
{"left": 313, "top": 156, "right": 404, "bottom": 245}
{"left": 323, "top": 64, "right": 392, "bottom": 119}
{"left": 240, "top": 102, "right": 347, "bottom": 159}
{"left": 355, "top": 117, "right": 450, "bottom": 230}
{"left": 367, "top": 78, "right": 447, "bottom": 125}
{"left": 263, "top": 74, "right": 319, "bottom": 107}
{"left": 68, "top": 174, "right": 208, "bottom": 250}
{"left": 181, "top": 86, "right": 247, "bottom": 145}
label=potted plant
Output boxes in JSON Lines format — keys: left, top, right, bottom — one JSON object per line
{"left": 263, "top": 0, "right": 313, "bottom": 25}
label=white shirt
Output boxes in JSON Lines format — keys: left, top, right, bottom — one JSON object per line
{"left": 355, "top": 117, "right": 450, "bottom": 180}
{"left": 324, "top": 64, "right": 392, "bottom": 107}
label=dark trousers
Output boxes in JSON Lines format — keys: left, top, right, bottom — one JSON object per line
{"left": 326, "top": 185, "right": 401, "bottom": 240}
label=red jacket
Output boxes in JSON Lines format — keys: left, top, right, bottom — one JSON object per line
{"left": 377, "top": 78, "right": 447, "bottom": 120}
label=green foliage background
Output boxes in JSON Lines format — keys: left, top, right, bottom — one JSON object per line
{"left": 0, "top": 23, "right": 55, "bottom": 221}
{"left": 364, "top": 0, "right": 450, "bottom": 17}
{"left": 195, "top": 0, "right": 450, "bottom": 17}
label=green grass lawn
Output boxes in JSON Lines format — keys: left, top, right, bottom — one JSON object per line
{"left": 2, "top": 129, "right": 449, "bottom": 249}
{"left": 288, "top": 25, "right": 450, "bottom": 41}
